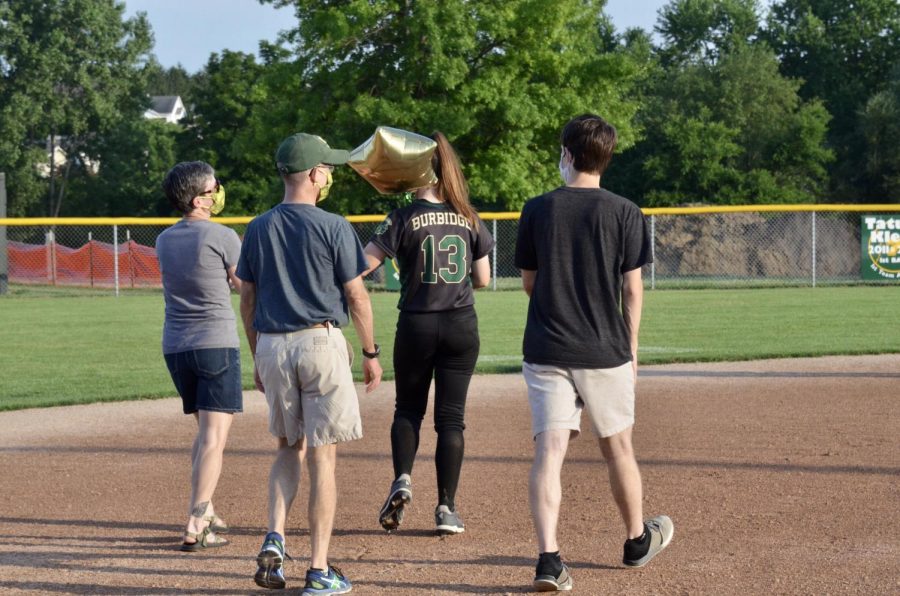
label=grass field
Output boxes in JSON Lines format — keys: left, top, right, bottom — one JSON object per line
{"left": 1, "top": 285, "right": 898, "bottom": 410}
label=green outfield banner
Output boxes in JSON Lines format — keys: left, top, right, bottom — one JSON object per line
{"left": 861, "top": 215, "right": 900, "bottom": 280}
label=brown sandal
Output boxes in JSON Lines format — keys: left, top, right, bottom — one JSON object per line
{"left": 180, "top": 526, "right": 229, "bottom": 552}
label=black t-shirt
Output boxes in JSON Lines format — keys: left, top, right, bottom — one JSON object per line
{"left": 371, "top": 200, "right": 495, "bottom": 312}
{"left": 514, "top": 186, "right": 652, "bottom": 368}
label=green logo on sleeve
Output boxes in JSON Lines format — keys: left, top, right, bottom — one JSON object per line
{"left": 374, "top": 217, "right": 392, "bottom": 236}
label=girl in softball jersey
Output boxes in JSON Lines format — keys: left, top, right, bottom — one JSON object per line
{"left": 363, "top": 132, "right": 494, "bottom": 534}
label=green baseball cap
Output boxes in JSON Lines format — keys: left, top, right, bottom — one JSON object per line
{"left": 275, "top": 133, "right": 350, "bottom": 175}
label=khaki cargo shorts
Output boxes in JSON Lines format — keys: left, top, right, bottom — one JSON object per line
{"left": 523, "top": 361, "right": 634, "bottom": 439}
{"left": 255, "top": 326, "right": 362, "bottom": 448}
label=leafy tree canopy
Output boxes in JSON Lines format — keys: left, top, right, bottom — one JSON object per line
{"left": 765, "top": 0, "right": 900, "bottom": 200}
{"left": 64, "top": 118, "right": 179, "bottom": 217}
{"left": 255, "top": 0, "right": 647, "bottom": 212}
{"left": 174, "top": 50, "right": 275, "bottom": 215}
{"left": 860, "top": 66, "right": 900, "bottom": 200}
{"left": 3, "top": 0, "right": 898, "bottom": 218}
{"left": 0, "top": 0, "right": 153, "bottom": 216}
{"left": 766, "top": 0, "right": 900, "bottom": 125}
{"left": 656, "top": 0, "right": 762, "bottom": 65}
{"left": 606, "top": 2, "right": 832, "bottom": 206}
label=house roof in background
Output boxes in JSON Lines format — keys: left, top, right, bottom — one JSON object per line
{"left": 149, "top": 96, "right": 180, "bottom": 114}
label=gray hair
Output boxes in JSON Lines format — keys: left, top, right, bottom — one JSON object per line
{"left": 162, "top": 161, "right": 215, "bottom": 214}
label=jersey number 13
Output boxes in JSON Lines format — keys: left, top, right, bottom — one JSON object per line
{"left": 421, "top": 234, "right": 467, "bottom": 284}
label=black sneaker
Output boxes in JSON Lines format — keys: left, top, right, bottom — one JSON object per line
{"left": 623, "top": 515, "right": 674, "bottom": 568}
{"left": 378, "top": 476, "right": 412, "bottom": 531}
{"left": 254, "top": 532, "right": 286, "bottom": 589}
{"left": 533, "top": 562, "right": 573, "bottom": 592}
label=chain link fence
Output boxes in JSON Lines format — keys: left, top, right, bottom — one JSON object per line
{"left": 0, "top": 221, "right": 245, "bottom": 295}
{"left": 1, "top": 208, "right": 897, "bottom": 295}
{"left": 647, "top": 210, "right": 860, "bottom": 288}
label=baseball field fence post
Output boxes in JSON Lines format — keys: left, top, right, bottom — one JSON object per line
{"left": 492, "top": 218, "right": 497, "bottom": 291}
{"left": 0, "top": 172, "right": 6, "bottom": 295}
{"left": 126, "top": 229, "right": 134, "bottom": 288}
{"left": 811, "top": 211, "right": 817, "bottom": 288}
{"left": 650, "top": 214, "right": 656, "bottom": 290}
{"left": 46, "top": 228, "right": 57, "bottom": 286}
{"left": 113, "top": 224, "right": 119, "bottom": 297}
{"left": 88, "top": 231, "right": 94, "bottom": 288}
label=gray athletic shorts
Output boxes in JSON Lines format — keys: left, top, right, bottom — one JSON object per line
{"left": 523, "top": 361, "right": 634, "bottom": 439}
{"left": 255, "top": 326, "right": 362, "bottom": 448}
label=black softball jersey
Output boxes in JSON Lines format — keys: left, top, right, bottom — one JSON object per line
{"left": 370, "top": 200, "right": 495, "bottom": 312}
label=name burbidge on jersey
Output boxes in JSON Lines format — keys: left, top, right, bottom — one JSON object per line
{"left": 410, "top": 211, "right": 473, "bottom": 231}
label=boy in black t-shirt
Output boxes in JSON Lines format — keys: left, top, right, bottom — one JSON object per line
{"left": 514, "top": 114, "right": 674, "bottom": 592}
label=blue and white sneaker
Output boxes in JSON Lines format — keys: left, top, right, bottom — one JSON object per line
{"left": 254, "top": 532, "right": 286, "bottom": 589}
{"left": 301, "top": 565, "right": 352, "bottom": 595}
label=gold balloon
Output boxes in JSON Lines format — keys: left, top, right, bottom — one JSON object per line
{"left": 348, "top": 126, "right": 438, "bottom": 194}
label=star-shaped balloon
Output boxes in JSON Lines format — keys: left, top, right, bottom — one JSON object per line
{"left": 348, "top": 126, "right": 438, "bottom": 194}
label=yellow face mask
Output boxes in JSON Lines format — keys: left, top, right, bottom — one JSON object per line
{"left": 196, "top": 180, "right": 225, "bottom": 215}
{"left": 314, "top": 168, "right": 334, "bottom": 203}
{"left": 208, "top": 183, "right": 226, "bottom": 215}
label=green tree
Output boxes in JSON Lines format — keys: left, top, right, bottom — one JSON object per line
{"left": 606, "top": 3, "right": 832, "bottom": 205}
{"left": 656, "top": 0, "right": 761, "bottom": 65}
{"left": 177, "top": 50, "right": 274, "bottom": 215}
{"left": 255, "top": 0, "right": 645, "bottom": 212}
{"left": 64, "top": 118, "right": 179, "bottom": 216}
{"left": 765, "top": 0, "right": 900, "bottom": 199}
{"left": 0, "top": 0, "right": 153, "bottom": 216}
{"left": 860, "top": 68, "right": 900, "bottom": 200}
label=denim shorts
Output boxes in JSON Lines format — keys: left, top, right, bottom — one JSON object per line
{"left": 164, "top": 347, "right": 243, "bottom": 414}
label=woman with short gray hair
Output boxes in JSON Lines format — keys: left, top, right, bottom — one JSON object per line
{"left": 157, "top": 161, "right": 243, "bottom": 551}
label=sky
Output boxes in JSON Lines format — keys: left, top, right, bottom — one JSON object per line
{"left": 122, "top": 0, "right": 669, "bottom": 74}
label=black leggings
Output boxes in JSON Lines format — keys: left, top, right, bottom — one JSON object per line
{"left": 391, "top": 306, "right": 480, "bottom": 510}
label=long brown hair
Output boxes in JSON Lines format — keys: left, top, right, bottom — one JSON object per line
{"left": 430, "top": 131, "right": 479, "bottom": 231}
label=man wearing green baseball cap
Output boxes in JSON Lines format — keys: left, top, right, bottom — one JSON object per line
{"left": 275, "top": 133, "right": 351, "bottom": 177}
{"left": 237, "top": 132, "right": 382, "bottom": 595}
{"left": 273, "top": 133, "right": 350, "bottom": 204}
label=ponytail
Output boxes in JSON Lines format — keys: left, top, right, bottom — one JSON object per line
{"left": 430, "top": 131, "right": 479, "bottom": 231}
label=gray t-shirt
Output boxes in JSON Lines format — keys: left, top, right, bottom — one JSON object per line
{"left": 235, "top": 203, "right": 367, "bottom": 333}
{"left": 156, "top": 220, "right": 242, "bottom": 354}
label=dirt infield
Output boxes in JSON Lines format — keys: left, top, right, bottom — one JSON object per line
{"left": 1, "top": 355, "right": 898, "bottom": 595}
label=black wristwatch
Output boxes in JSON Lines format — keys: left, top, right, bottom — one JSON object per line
{"left": 362, "top": 343, "right": 381, "bottom": 359}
